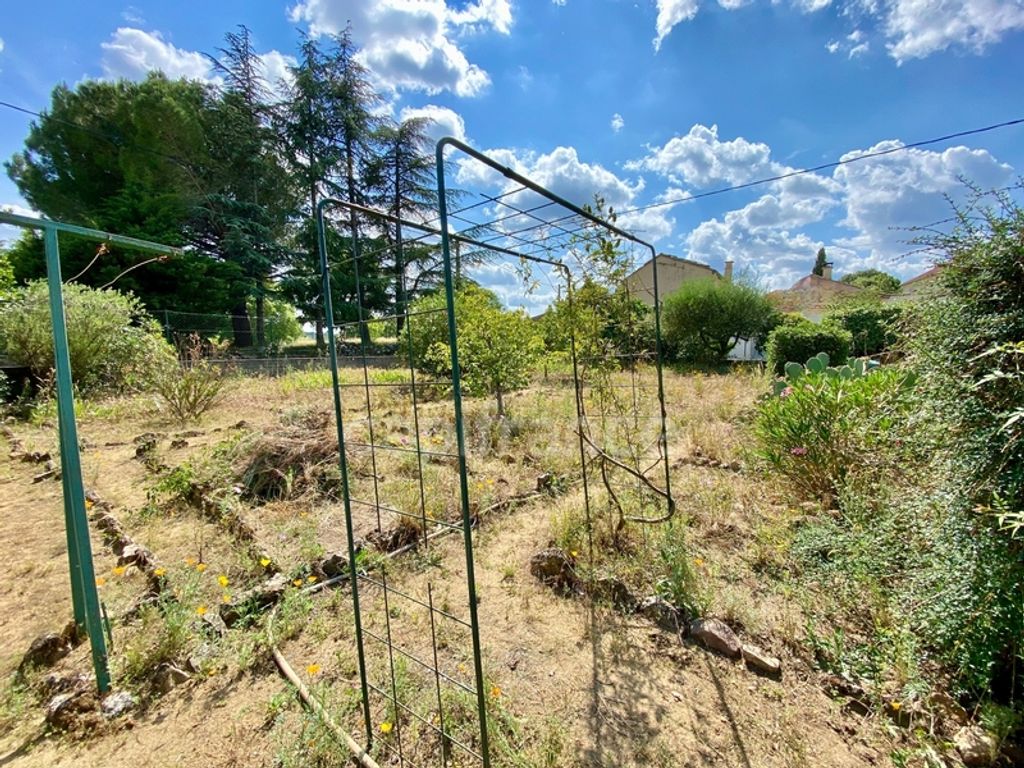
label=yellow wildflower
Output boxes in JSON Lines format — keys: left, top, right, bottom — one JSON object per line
{"left": 222, "top": 593, "right": 231, "bottom": 604}
{"left": 185, "top": 556, "right": 197, "bottom": 566}
{"left": 260, "top": 557, "right": 271, "bottom": 568}
{"left": 153, "top": 567, "right": 166, "bottom": 578}
{"left": 95, "top": 577, "right": 106, "bottom": 587}
{"left": 891, "top": 701, "right": 902, "bottom": 711}
{"left": 490, "top": 685, "right": 502, "bottom": 698}
{"left": 293, "top": 579, "right": 303, "bottom": 587}
{"left": 217, "top": 574, "right": 229, "bottom": 588}
{"left": 85, "top": 499, "right": 94, "bottom": 510}
{"left": 379, "top": 721, "right": 393, "bottom": 734}
{"left": 306, "top": 663, "right": 321, "bottom": 676}
{"left": 112, "top": 565, "right": 126, "bottom": 577}
{"left": 196, "top": 563, "right": 207, "bottom": 573}
{"left": 570, "top": 550, "right": 579, "bottom": 558}
{"left": 196, "top": 605, "right": 208, "bottom": 616}
{"left": 307, "top": 575, "right": 317, "bottom": 583}
{"left": 694, "top": 557, "right": 705, "bottom": 567}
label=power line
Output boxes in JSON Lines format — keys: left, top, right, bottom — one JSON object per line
{"left": 618, "top": 117, "right": 1024, "bottom": 216}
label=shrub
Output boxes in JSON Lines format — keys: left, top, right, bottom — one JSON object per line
{"left": 0, "top": 280, "right": 170, "bottom": 393}
{"left": 752, "top": 362, "right": 915, "bottom": 498}
{"left": 541, "top": 278, "right": 652, "bottom": 363}
{"left": 764, "top": 323, "right": 852, "bottom": 374}
{"left": 247, "top": 296, "right": 303, "bottom": 353}
{"left": 405, "top": 284, "right": 543, "bottom": 415}
{"left": 662, "top": 278, "right": 775, "bottom": 364}
{"left": 823, "top": 301, "right": 902, "bottom": 356}
{"left": 151, "top": 334, "right": 226, "bottom": 423}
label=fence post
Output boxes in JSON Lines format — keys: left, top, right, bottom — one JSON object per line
{"left": 43, "top": 226, "right": 111, "bottom": 694}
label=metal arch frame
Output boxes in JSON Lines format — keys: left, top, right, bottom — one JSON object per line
{"left": 434, "top": 135, "right": 674, "bottom": 533}
{"left": 0, "top": 211, "right": 182, "bottom": 693}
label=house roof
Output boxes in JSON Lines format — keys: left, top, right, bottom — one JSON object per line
{"left": 899, "top": 265, "right": 943, "bottom": 288}
{"left": 767, "top": 273, "right": 863, "bottom": 313}
{"left": 647, "top": 252, "right": 721, "bottom": 277}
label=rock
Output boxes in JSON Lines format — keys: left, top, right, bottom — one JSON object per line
{"left": 101, "top": 691, "right": 136, "bottom": 718}
{"left": 741, "top": 644, "right": 781, "bottom": 677}
{"left": 637, "top": 596, "right": 680, "bottom": 632}
{"left": 529, "top": 548, "right": 578, "bottom": 593}
{"left": 689, "top": 618, "right": 742, "bottom": 658}
{"left": 117, "top": 543, "right": 145, "bottom": 567}
{"left": 169, "top": 439, "right": 189, "bottom": 449}
{"left": 591, "top": 576, "right": 636, "bottom": 611}
{"left": 954, "top": 726, "right": 997, "bottom": 767}
{"left": 154, "top": 663, "right": 190, "bottom": 693}
{"left": 536, "top": 473, "right": 553, "bottom": 492}
{"left": 186, "top": 643, "right": 215, "bottom": 674}
{"left": 501, "top": 453, "right": 517, "bottom": 465}
{"left": 19, "top": 621, "right": 80, "bottom": 673}
{"left": 928, "top": 691, "right": 968, "bottom": 737}
{"left": 220, "top": 573, "right": 289, "bottom": 627}
{"left": 45, "top": 687, "right": 99, "bottom": 731}
{"left": 728, "top": 460, "right": 742, "bottom": 472}
{"left": 319, "top": 551, "right": 349, "bottom": 578}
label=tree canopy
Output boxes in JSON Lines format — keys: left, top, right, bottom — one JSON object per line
{"left": 839, "top": 268, "right": 902, "bottom": 294}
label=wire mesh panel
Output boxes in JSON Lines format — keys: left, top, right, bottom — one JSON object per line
{"left": 433, "top": 139, "right": 675, "bottom": 557}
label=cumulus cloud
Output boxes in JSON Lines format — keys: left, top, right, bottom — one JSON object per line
{"left": 885, "top": 0, "right": 1024, "bottom": 61}
{"left": 399, "top": 104, "right": 467, "bottom": 144}
{"left": 611, "top": 113, "right": 625, "bottom": 133}
{"left": 99, "top": 28, "right": 294, "bottom": 100}
{"left": 628, "top": 123, "right": 775, "bottom": 187}
{"left": 288, "top": 0, "right": 511, "bottom": 97}
{"left": 654, "top": 0, "right": 700, "bottom": 50}
{"left": 651, "top": 0, "right": 1024, "bottom": 61}
{"left": 101, "top": 28, "right": 211, "bottom": 81}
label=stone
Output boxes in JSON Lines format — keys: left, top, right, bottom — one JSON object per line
{"left": 954, "top": 726, "right": 997, "bottom": 767}
{"left": 741, "top": 644, "right": 781, "bottom": 677}
{"left": 689, "top": 618, "right": 742, "bottom": 658}
{"left": 591, "top": 576, "right": 636, "bottom": 611}
{"left": 728, "top": 461, "right": 742, "bottom": 472}
{"left": 928, "top": 691, "right": 968, "bottom": 737}
{"left": 154, "top": 663, "right": 191, "bottom": 693}
{"left": 169, "top": 439, "right": 189, "bottom": 449}
{"left": 536, "top": 473, "right": 553, "bottom": 492}
{"left": 186, "top": 643, "right": 215, "bottom": 674}
{"left": 19, "top": 621, "right": 80, "bottom": 673}
{"left": 637, "top": 596, "right": 681, "bottom": 632}
{"left": 45, "top": 687, "right": 99, "bottom": 731}
{"left": 101, "top": 691, "right": 136, "bottom": 718}
{"left": 220, "top": 573, "right": 289, "bottom": 627}
{"left": 529, "top": 548, "right": 578, "bottom": 593}
{"left": 319, "top": 551, "right": 349, "bottom": 578}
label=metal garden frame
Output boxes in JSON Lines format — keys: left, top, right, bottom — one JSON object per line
{"left": 314, "top": 138, "right": 674, "bottom": 767}
{"left": 0, "top": 211, "right": 181, "bottom": 693}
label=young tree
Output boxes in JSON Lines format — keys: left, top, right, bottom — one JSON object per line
{"left": 812, "top": 246, "right": 828, "bottom": 276}
{"left": 662, "top": 278, "right": 776, "bottom": 364}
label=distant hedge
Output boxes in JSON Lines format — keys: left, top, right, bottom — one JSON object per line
{"left": 765, "top": 323, "right": 853, "bottom": 374}
{"left": 823, "top": 302, "right": 903, "bottom": 356}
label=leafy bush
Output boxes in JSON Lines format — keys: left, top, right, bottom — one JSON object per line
{"left": 662, "top": 278, "right": 775, "bottom": 364}
{"left": 542, "top": 278, "right": 652, "bottom": 364}
{"left": 764, "top": 322, "right": 852, "bottom": 374}
{"left": 839, "top": 268, "right": 901, "bottom": 294}
{"left": 0, "top": 280, "right": 170, "bottom": 393}
{"left": 753, "top": 362, "right": 915, "bottom": 498}
{"left": 823, "top": 301, "right": 902, "bottom": 356}
{"left": 247, "top": 296, "right": 303, "bottom": 352}
{"left": 151, "top": 334, "right": 227, "bottom": 423}
{"left": 405, "top": 284, "right": 543, "bottom": 415}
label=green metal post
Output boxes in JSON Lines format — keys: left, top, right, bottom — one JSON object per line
{"left": 43, "top": 226, "right": 111, "bottom": 693}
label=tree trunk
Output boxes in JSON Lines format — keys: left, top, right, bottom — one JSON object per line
{"left": 345, "top": 133, "right": 372, "bottom": 347}
{"left": 394, "top": 151, "right": 407, "bottom": 336}
{"left": 495, "top": 384, "right": 505, "bottom": 418}
{"left": 231, "top": 299, "right": 254, "bottom": 348}
{"left": 256, "top": 291, "right": 266, "bottom": 349}
{"left": 315, "top": 315, "right": 325, "bottom": 354}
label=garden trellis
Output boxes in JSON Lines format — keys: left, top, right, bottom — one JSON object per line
{"left": 314, "top": 138, "right": 674, "bottom": 767}
{"left": 0, "top": 211, "right": 182, "bottom": 693}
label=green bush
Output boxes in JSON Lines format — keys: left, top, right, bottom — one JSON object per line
{"left": 542, "top": 278, "right": 652, "bottom": 363}
{"left": 0, "top": 280, "right": 170, "bottom": 393}
{"left": 247, "top": 296, "right": 303, "bottom": 353}
{"left": 151, "top": 334, "right": 227, "bottom": 423}
{"left": 752, "top": 364, "right": 915, "bottom": 499}
{"left": 764, "top": 323, "right": 852, "bottom": 375}
{"left": 662, "top": 278, "right": 775, "bottom": 364}
{"left": 823, "top": 302, "right": 902, "bottom": 356}
{"left": 405, "top": 284, "right": 543, "bottom": 415}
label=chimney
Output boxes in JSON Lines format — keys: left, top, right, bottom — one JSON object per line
{"left": 822, "top": 262, "right": 833, "bottom": 281}
{"left": 724, "top": 260, "right": 734, "bottom": 282}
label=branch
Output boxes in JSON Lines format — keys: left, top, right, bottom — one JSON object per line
{"left": 578, "top": 429, "right": 675, "bottom": 524}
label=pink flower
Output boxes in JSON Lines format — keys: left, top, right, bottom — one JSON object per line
{"left": 780, "top": 386, "right": 793, "bottom": 399}
{"left": 790, "top": 446, "right": 808, "bottom": 456}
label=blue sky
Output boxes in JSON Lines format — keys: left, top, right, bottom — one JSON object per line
{"left": 1, "top": 0, "right": 1023, "bottom": 292}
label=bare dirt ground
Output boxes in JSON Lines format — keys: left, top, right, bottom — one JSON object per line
{"left": 0, "top": 368, "right": 904, "bottom": 767}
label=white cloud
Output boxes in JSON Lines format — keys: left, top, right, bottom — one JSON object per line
{"left": 0, "top": 203, "right": 38, "bottom": 246}
{"left": 834, "top": 139, "right": 1013, "bottom": 266}
{"left": 121, "top": 6, "right": 145, "bottom": 24}
{"left": 99, "top": 28, "right": 294, "bottom": 100}
{"left": 611, "top": 113, "right": 625, "bottom": 133}
{"left": 654, "top": 0, "right": 700, "bottom": 50}
{"left": 651, "top": 0, "right": 1024, "bottom": 61}
{"left": 885, "top": 0, "right": 1024, "bottom": 61}
{"left": 288, "top": 0, "right": 511, "bottom": 97}
{"left": 399, "top": 104, "right": 467, "bottom": 144}
{"left": 628, "top": 123, "right": 775, "bottom": 187}
{"left": 101, "top": 28, "right": 211, "bottom": 81}
{"left": 0, "top": 38, "right": 5, "bottom": 54}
